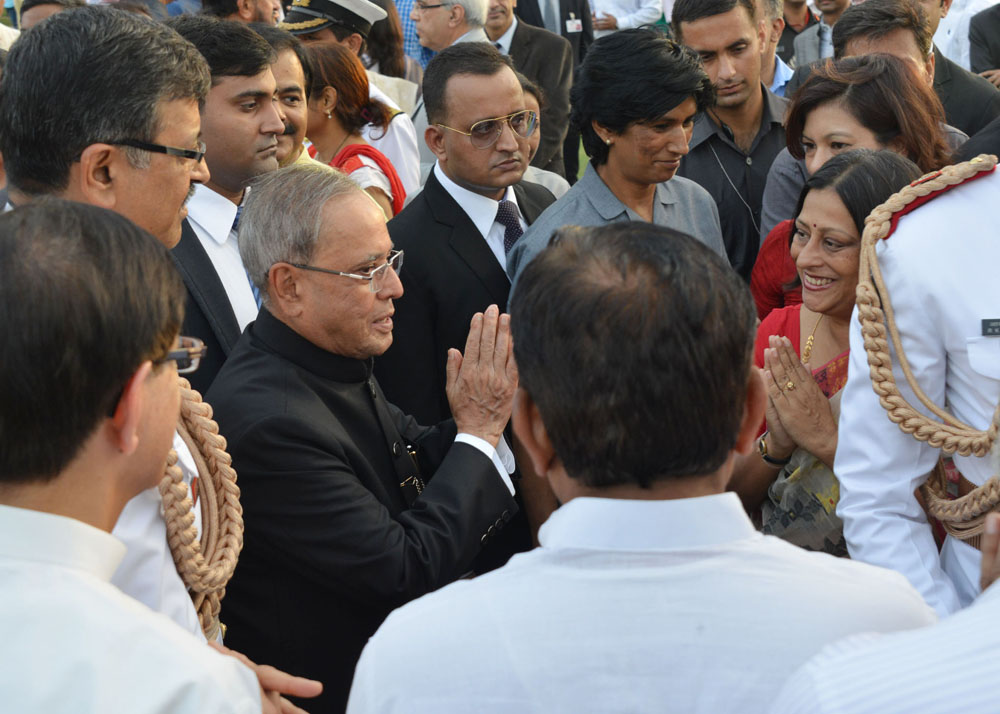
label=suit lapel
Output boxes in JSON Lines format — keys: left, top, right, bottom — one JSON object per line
{"left": 424, "top": 172, "right": 511, "bottom": 306}
{"left": 513, "top": 182, "right": 551, "bottom": 224}
{"left": 171, "top": 219, "right": 242, "bottom": 354}
{"left": 509, "top": 22, "right": 531, "bottom": 62}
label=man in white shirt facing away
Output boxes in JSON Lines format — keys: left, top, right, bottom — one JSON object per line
{"left": 0, "top": 199, "right": 320, "bottom": 714}
{"left": 0, "top": 5, "right": 215, "bottom": 640}
{"left": 347, "top": 222, "right": 936, "bottom": 714}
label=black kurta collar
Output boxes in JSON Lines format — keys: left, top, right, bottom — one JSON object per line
{"left": 251, "top": 307, "right": 373, "bottom": 384}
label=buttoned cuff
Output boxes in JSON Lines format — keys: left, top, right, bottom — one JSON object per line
{"left": 455, "top": 433, "right": 516, "bottom": 496}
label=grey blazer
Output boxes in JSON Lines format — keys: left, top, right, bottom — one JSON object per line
{"left": 792, "top": 24, "right": 822, "bottom": 67}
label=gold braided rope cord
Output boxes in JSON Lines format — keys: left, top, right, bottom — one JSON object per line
{"left": 856, "top": 154, "right": 1000, "bottom": 540}
{"left": 159, "top": 378, "right": 243, "bottom": 640}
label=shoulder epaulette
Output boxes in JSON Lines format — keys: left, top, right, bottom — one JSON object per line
{"left": 882, "top": 155, "right": 997, "bottom": 241}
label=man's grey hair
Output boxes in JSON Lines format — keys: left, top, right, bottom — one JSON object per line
{"left": 452, "top": 0, "right": 488, "bottom": 28}
{"left": 759, "top": 0, "right": 782, "bottom": 22}
{"left": 240, "top": 164, "right": 364, "bottom": 305}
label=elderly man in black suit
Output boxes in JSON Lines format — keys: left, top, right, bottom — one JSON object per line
{"left": 208, "top": 161, "right": 520, "bottom": 713}
{"left": 484, "top": 0, "right": 573, "bottom": 176}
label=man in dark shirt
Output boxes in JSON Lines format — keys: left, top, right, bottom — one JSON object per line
{"left": 776, "top": 0, "right": 816, "bottom": 63}
{"left": 673, "top": 0, "right": 788, "bottom": 280}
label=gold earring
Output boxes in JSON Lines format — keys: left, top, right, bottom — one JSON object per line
{"left": 325, "top": 109, "right": 333, "bottom": 119}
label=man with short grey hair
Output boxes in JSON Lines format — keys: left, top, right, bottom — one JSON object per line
{"left": 758, "top": 0, "right": 793, "bottom": 95}
{"left": 209, "top": 163, "right": 522, "bottom": 712}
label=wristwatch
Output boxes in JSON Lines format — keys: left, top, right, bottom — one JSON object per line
{"left": 758, "top": 431, "right": 791, "bottom": 467}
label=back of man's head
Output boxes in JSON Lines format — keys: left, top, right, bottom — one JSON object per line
{"left": 672, "top": 0, "right": 757, "bottom": 41}
{"left": 201, "top": 0, "right": 240, "bottom": 18}
{"left": 18, "top": 0, "right": 84, "bottom": 29}
{"left": 0, "top": 6, "right": 210, "bottom": 196}
{"left": 452, "top": 0, "right": 488, "bottom": 28}
{"left": 0, "top": 200, "right": 185, "bottom": 484}
{"left": 422, "top": 41, "right": 515, "bottom": 125}
{"left": 510, "top": 224, "right": 756, "bottom": 489}
{"left": 168, "top": 15, "right": 276, "bottom": 81}
{"left": 832, "top": 0, "right": 932, "bottom": 60}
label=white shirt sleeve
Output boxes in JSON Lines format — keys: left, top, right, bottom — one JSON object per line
{"left": 454, "top": 433, "right": 516, "bottom": 496}
{"left": 613, "top": 0, "right": 663, "bottom": 29}
{"left": 364, "top": 113, "right": 421, "bottom": 200}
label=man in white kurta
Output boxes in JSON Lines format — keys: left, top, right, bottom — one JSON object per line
{"left": 347, "top": 220, "right": 935, "bottom": 714}
{"left": 0, "top": 200, "right": 263, "bottom": 714}
{"left": 835, "top": 163, "right": 1000, "bottom": 616}
{"left": 769, "top": 578, "right": 1000, "bottom": 714}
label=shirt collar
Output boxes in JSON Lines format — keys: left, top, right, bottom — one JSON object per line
{"left": 252, "top": 306, "right": 373, "bottom": 383}
{"left": 689, "top": 85, "right": 788, "bottom": 151}
{"left": 578, "top": 162, "right": 681, "bottom": 220}
{"left": 186, "top": 183, "right": 242, "bottom": 246}
{"left": 538, "top": 492, "right": 759, "bottom": 551}
{"left": 455, "top": 27, "right": 489, "bottom": 44}
{"left": 433, "top": 162, "right": 520, "bottom": 240}
{"left": 494, "top": 16, "right": 517, "bottom": 54}
{"left": 0, "top": 504, "right": 126, "bottom": 581}
{"left": 770, "top": 56, "right": 794, "bottom": 96}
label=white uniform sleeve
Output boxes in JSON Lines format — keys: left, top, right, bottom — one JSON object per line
{"left": 835, "top": 251, "right": 960, "bottom": 616}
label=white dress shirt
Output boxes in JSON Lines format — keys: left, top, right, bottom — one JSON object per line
{"left": 111, "top": 432, "right": 206, "bottom": 639}
{"left": 365, "top": 83, "right": 421, "bottom": 200}
{"left": 348, "top": 493, "right": 935, "bottom": 713}
{"left": 591, "top": 0, "right": 662, "bottom": 38}
{"left": 770, "top": 581, "right": 1000, "bottom": 714}
{"left": 0, "top": 504, "right": 260, "bottom": 714}
{"left": 433, "top": 162, "right": 526, "bottom": 275}
{"left": 835, "top": 168, "right": 1000, "bottom": 616}
{"left": 186, "top": 184, "right": 259, "bottom": 331}
{"left": 493, "top": 16, "right": 517, "bottom": 54}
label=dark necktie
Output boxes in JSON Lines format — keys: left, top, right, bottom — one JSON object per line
{"left": 495, "top": 200, "right": 523, "bottom": 255}
{"left": 233, "top": 205, "right": 262, "bottom": 309}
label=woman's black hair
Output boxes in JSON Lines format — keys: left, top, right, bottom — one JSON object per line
{"left": 571, "top": 28, "right": 714, "bottom": 167}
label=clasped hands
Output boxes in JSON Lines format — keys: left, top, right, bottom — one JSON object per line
{"left": 446, "top": 304, "right": 518, "bottom": 448}
{"left": 761, "top": 335, "right": 838, "bottom": 468}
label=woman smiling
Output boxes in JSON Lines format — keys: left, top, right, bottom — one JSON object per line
{"left": 730, "top": 150, "right": 921, "bottom": 556}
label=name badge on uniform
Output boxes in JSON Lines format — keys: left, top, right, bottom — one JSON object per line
{"left": 566, "top": 12, "right": 583, "bottom": 32}
{"left": 983, "top": 319, "right": 1000, "bottom": 336}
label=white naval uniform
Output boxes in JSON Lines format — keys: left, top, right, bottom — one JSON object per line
{"left": 835, "top": 166, "right": 1000, "bottom": 616}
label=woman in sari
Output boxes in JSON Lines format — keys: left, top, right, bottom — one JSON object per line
{"left": 751, "top": 54, "right": 958, "bottom": 320}
{"left": 730, "top": 150, "right": 921, "bottom": 556}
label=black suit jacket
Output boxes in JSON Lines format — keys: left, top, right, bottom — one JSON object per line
{"left": 970, "top": 5, "right": 1000, "bottom": 74}
{"left": 508, "top": 20, "right": 574, "bottom": 176}
{"left": 209, "top": 308, "right": 518, "bottom": 714}
{"left": 934, "top": 45, "right": 1000, "bottom": 138}
{"left": 955, "top": 113, "right": 1000, "bottom": 162}
{"left": 515, "top": 0, "right": 592, "bottom": 66}
{"left": 375, "top": 171, "right": 555, "bottom": 425}
{"left": 170, "top": 218, "right": 242, "bottom": 394}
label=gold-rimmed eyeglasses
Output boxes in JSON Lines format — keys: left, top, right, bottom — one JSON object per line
{"left": 435, "top": 109, "right": 538, "bottom": 149}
